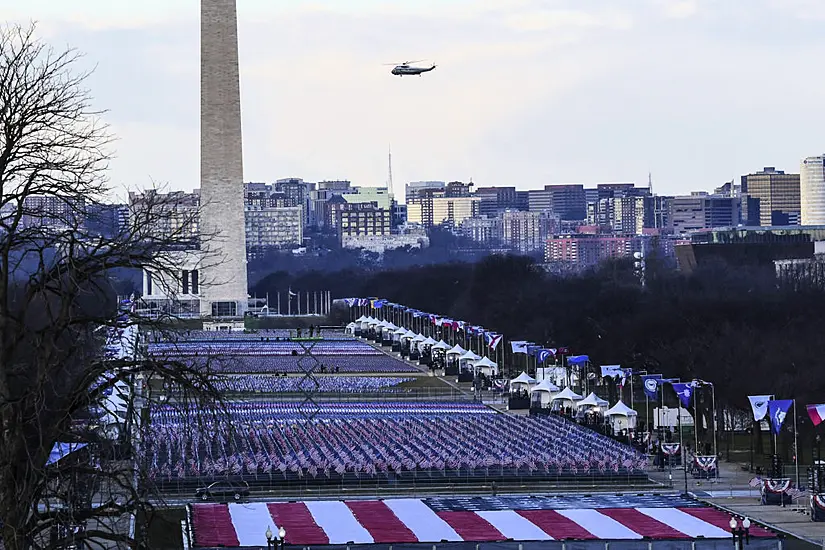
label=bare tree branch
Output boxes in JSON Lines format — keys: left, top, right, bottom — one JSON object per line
{"left": 0, "top": 23, "right": 224, "bottom": 550}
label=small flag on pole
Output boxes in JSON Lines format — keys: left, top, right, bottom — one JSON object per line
{"left": 808, "top": 404, "right": 825, "bottom": 426}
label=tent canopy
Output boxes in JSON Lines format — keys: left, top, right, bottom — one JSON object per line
{"left": 422, "top": 337, "right": 437, "bottom": 346}
{"left": 402, "top": 330, "right": 416, "bottom": 339}
{"left": 355, "top": 316, "right": 367, "bottom": 323}
{"left": 551, "top": 387, "right": 583, "bottom": 402}
{"left": 474, "top": 357, "right": 497, "bottom": 368}
{"left": 531, "top": 379, "right": 559, "bottom": 393}
{"left": 446, "top": 344, "right": 466, "bottom": 356}
{"left": 512, "top": 371, "right": 537, "bottom": 384}
{"left": 606, "top": 401, "right": 637, "bottom": 417}
{"left": 412, "top": 333, "right": 426, "bottom": 342}
{"left": 393, "top": 327, "right": 407, "bottom": 335}
{"left": 577, "top": 392, "right": 609, "bottom": 408}
{"left": 460, "top": 350, "right": 481, "bottom": 361}
{"left": 432, "top": 340, "right": 451, "bottom": 351}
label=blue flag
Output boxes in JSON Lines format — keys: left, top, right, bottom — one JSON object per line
{"left": 768, "top": 399, "right": 793, "bottom": 435}
{"left": 537, "top": 349, "right": 552, "bottom": 363}
{"left": 671, "top": 382, "right": 694, "bottom": 408}
{"left": 641, "top": 374, "right": 662, "bottom": 400}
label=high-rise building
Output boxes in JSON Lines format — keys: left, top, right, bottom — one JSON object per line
{"left": 405, "top": 181, "right": 445, "bottom": 203}
{"left": 244, "top": 205, "right": 303, "bottom": 258}
{"left": 406, "top": 196, "right": 480, "bottom": 228}
{"left": 501, "top": 210, "right": 546, "bottom": 253}
{"left": 310, "top": 180, "right": 352, "bottom": 229}
{"left": 20, "top": 195, "right": 85, "bottom": 229}
{"left": 344, "top": 186, "right": 392, "bottom": 210}
{"left": 643, "top": 195, "right": 672, "bottom": 230}
{"left": 670, "top": 195, "right": 740, "bottom": 235}
{"left": 129, "top": 190, "right": 200, "bottom": 245}
{"left": 546, "top": 184, "right": 587, "bottom": 220}
{"left": 199, "top": 0, "right": 248, "bottom": 318}
{"left": 526, "top": 189, "right": 553, "bottom": 214}
{"left": 740, "top": 167, "right": 800, "bottom": 226}
{"left": 274, "top": 178, "right": 310, "bottom": 224}
{"left": 460, "top": 216, "right": 502, "bottom": 246}
{"left": 338, "top": 202, "right": 392, "bottom": 241}
{"left": 801, "top": 154, "right": 825, "bottom": 225}
{"left": 474, "top": 186, "right": 518, "bottom": 216}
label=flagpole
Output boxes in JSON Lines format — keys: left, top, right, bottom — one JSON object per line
{"left": 794, "top": 399, "right": 800, "bottom": 488}
{"left": 679, "top": 403, "right": 687, "bottom": 495}
{"left": 694, "top": 385, "right": 699, "bottom": 457}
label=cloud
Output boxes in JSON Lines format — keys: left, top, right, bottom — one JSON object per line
{"left": 652, "top": 0, "right": 700, "bottom": 19}
{"left": 10, "top": 0, "right": 825, "bottom": 195}
{"left": 504, "top": 9, "right": 633, "bottom": 32}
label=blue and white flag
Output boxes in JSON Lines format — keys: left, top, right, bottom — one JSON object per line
{"left": 748, "top": 395, "right": 772, "bottom": 422}
{"left": 600, "top": 365, "right": 623, "bottom": 378}
{"left": 510, "top": 340, "right": 528, "bottom": 354}
{"left": 671, "top": 382, "right": 694, "bottom": 408}
{"left": 768, "top": 399, "right": 793, "bottom": 435}
{"left": 537, "top": 349, "right": 553, "bottom": 363}
{"left": 641, "top": 374, "right": 663, "bottom": 400}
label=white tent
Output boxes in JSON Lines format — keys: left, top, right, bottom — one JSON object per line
{"left": 606, "top": 401, "right": 638, "bottom": 431}
{"left": 383, "top": 321, "right": 398, "bottom": 331}
{"left": 473, "top": 356, "right": 498, "bottom": 375}
{"left": 355, "top": 316, "right": 367, "bottom": 323}
{"left": 511, "top": 371, "right": 537, "bottom": 392}
{"left": 393, "top": 327, "right": 407, "bottom": 336}
{"left": 577, "top": 392, "right": 609, "bottom": 409}
{"left": 367, "top": 318, "right": 382, "bottom": 326}
{"left": 402, "top": 329, "right": 416, "bottom": 339}
{"left": 446, "top": 344, "right": 465, "bottom": 356}
{"left": 531, "top": 379, "right": 560, "bottom": 393}
{"left": 529, "top": 379, "right": 559, "bottom": 406}
{"left": 345, "top": 322, "right": 357, "bottom": 335}
{"left": 550, "top": 387, "right": 583, "bottom": 407}
{"left": 432, "top": 340, "right": 451, "bottom": 351}
{"left": 422, "top": 337, "right": 437, "bottom": 346}
{"left": 459, "top": 350, "right": 481, "bottom": 361}
{"left": 412, "top": 333, "right": 426, "bottom": 342}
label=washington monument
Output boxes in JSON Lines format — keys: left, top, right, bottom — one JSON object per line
{"left": 199, "top": 0, "right": 248, "bottom": 318}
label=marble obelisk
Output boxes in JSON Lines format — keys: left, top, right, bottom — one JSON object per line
{"left": 199, "top": 0, "right": 248, "bottom": 318}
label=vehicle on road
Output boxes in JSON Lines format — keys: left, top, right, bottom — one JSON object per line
{"left": 195, "top": 480, "right": 250, "bottom": 502}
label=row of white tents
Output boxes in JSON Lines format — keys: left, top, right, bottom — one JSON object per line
{"left": 347, "top": 317, "right": 499, "bottom": 374}
{"left": 511, "top": 371, "right": 637, "bottom": 431}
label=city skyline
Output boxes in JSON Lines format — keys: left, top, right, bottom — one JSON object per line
{"left": 9, "top": 0, "right": 825, "bottom": 198}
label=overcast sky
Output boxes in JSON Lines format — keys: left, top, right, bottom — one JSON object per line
{"left": 8, "top": 0, "right": 825, "bottom": 198}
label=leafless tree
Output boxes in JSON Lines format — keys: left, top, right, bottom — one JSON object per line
{"left": 0, "top": 23, "right": 222, "bottom": 549}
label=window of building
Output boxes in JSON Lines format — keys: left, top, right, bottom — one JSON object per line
{"left": 212, "top": 301, "right": 237, "bottom": 317}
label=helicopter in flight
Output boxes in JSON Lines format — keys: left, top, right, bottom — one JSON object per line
{"left": 387, "top": 60, "right": 437, "bottom": 76}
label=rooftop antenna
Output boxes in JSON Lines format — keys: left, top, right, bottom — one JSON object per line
{"left": 648, "top": 172, "right": 653, "bottom": 195}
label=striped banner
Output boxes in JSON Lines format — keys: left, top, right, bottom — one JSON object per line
{"left": 190, "top": 498, "right": 775, "bottom": 547}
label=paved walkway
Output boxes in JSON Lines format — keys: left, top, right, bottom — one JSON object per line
{"left": 649, "top": 458, "right": 825, "bottom": 546}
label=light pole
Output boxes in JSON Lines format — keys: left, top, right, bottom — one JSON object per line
{"left": 265, "top": 527, "right": 274, "bottom": 550}
{"left": 729, "top": 517, "right": 750, "bottom": 549}
{"left": 278, "top": 526, "right": 287, "bottom": 550}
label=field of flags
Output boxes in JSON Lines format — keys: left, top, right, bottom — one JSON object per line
{"left": 147, "top": 336, "right": 419, "bottom": 374}
{"left": 210, "top": 375, "right": 415, "bottom": 394}
{"left": 144, "top": 402, "right": 647, "bottom": 481}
